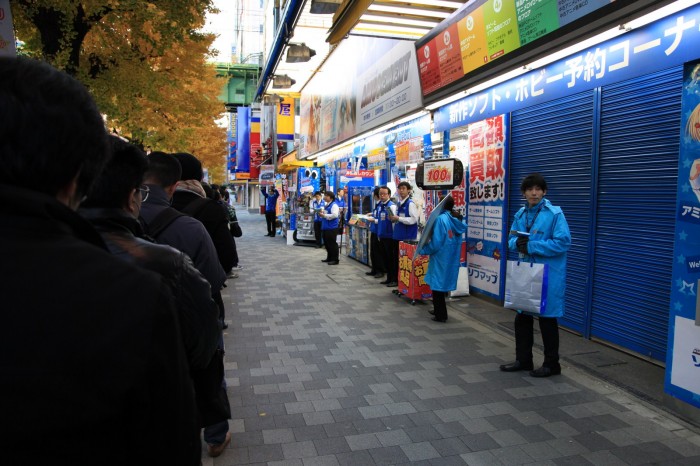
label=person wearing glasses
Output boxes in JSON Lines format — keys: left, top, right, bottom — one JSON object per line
{"left": 0, "top": 57, "right": 200, "bottom": 465}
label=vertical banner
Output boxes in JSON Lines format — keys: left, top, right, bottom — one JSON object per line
{"left": 277, "top": 101, "right": 295, "bottom": 142}
{"left": 235, "top": 107, "right": 251, "bottom": 178}
{"left": 250, "top": 112, "right": 261, "bottom": 179}
{"left": 0, "top": 0, "right": 16, "bottom": 57}
{"left": 228, "top": 112, "right": 237, "bottom": 178}
{"left": 466, "top": 115, "right": 507, "bottom": 298}
{"left": 665, "top": 59, "right": 700, "bottom": 409}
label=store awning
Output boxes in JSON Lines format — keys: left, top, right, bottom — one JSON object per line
{"left": 278, "top": 150, "right": 314, "bottom": 171}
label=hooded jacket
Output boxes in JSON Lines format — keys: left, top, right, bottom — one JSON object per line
{"left": 507, "top": 198, "right": 571, "bottom": 318}
{"left": 419, "top": 211, "right": 467, "bottom": 292}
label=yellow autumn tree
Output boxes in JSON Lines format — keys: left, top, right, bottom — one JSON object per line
{"left": 13, "top": 0, "right": 229, "bottom": 182}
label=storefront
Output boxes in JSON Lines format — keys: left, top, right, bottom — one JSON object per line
{"left": 428, "top": 2, "right": 700, "bottom": 389}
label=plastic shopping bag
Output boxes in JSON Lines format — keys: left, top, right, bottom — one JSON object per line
{"left": 504, "top": 260, "right": 548, "bottom": 314}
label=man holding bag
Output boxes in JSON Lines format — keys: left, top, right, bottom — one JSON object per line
{"left": 500, "top": 173, "right": 571, "bottom": 378}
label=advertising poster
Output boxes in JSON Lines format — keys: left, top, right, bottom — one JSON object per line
{"left": 367, "top": 148, "right": 386, "bottom": 171}
{"left": 458, "top": 4, "right": 489, "bottom": 75}
{"left": 665, "top": 59, "right": 700, "bottom": 409}
{"left": 259, "top": 165, "right": 275, "bottom": 186}
{"left": 398, "top": 241, "right": 432, "bottom": 300}
{"left": 298, "top": 167, "right": 321, "bottom": 194}
{"left": 483, "top": 0, "right": 520, "bottom": 61}
{"left": 249, "top": 114, "right": 261, "bottom": 179}
{"left": 466, "top": 115, "right": 507, "bottom": 298}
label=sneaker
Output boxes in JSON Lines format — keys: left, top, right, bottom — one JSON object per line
{"left": 227, "top": 272, "right": 239, "bottom": 279}
{"left": 207, "top": 432, "right": 231, "bottom": 458}
{"left": 231, "top": 265, "right": 244, "bottom": 271}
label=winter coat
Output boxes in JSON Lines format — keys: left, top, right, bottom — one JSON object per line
{"left": 507, "top": 198, "right": 571, "bottom": 318}
{"left": 172, "top": 189, "right": 236, "bottom": 274}
{"left": 419, "top": 211, "right": 467, "bottom": 292}
{"left": 0, "top": 184, "right": 199, "bottom": 465}
{"left": 140, "top": 185, "right": 226, "bottom": 291}
{"left": 80, "top": 207, "right": 220, "bottom": 370}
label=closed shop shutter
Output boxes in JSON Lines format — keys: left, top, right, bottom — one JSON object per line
{"left": 508, "top": 90, "right": 596, "bottom": 334}
{"left": 592, "top": 66, "right": 682, "bottom": 361}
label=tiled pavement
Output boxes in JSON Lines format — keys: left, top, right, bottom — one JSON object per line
{"left": 211, "top": 211, "right": 700, "bottom": 465}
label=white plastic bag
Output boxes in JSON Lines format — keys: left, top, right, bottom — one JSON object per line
{"left": 449, "top": 266, "right": 470, "bottom": 297}
{"left": 504, "top": 260, "right": 549, "bottom": 314}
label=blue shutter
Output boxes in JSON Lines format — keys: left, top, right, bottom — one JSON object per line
{"left": 591, "top": 67, "right": 682, "bottom": 361}
{"left": 509, "top": 90, "right": 596, "bottom": 334}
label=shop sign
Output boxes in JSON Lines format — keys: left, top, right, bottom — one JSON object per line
{"left": 666, "top": 59, "right": 700, "bottom": 409}
{"left": 367, "top": 148, "right": 386, "bottom": 170}
{"left": 417, "top": 0, "right": 611, "bottom": 98}
{"left": 277, "top": 101, "right": 295, "bottom": 141}
{"left": 435, "top": 3, "right": 700, "bottom": 132}
{"left": 466, "top": 114, "right": 507, "bottom": 299}
{"left": 259, "top": 164, "right": 275, "bottom": 185}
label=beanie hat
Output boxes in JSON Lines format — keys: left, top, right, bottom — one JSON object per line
{"left": 172, "top": 152, "right": 203, "bottom": 181}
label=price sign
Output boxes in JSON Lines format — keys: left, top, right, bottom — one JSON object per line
{"left": 415, "top": 158, "right": 464, "bottom": 190}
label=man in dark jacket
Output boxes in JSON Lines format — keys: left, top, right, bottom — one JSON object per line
{"left": 0, "top": 57, "right": 199, "bottom": 465}
{"left": 172, "top": 152, "right": 236, "bottom": 274}
{"left": 80, "top": 137, "right": 220, "bottom": 370}
{"left": 140, "top": 152, "right": 232, "bottom": 457}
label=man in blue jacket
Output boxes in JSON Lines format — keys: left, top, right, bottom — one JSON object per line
{"left": 500, "top": 173, "right": 571, "bottom": 377}
{"left": 261, "top": 185, "right": 280, "bottom": 237}
{"left": 387, "top": 181, "right": 419, "bottom": 288}
{"left": 418, "top": 196, "right": 467, "bottom": 322}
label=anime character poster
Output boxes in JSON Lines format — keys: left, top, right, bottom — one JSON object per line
{"left": 666, "top": 59, "right": 700, "bottom": 409}
{"left": 466, "top": 115, "right": 507, "bottom": 298}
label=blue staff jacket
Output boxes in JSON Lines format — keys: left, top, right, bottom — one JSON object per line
{"left": 418, "top": 211, "right": 467, "bottom": 292}
{"left": 261, "top": 188, "right": 279, "bottom": 212}
{"left": 507, "top": 198, "right": 571, "bottom": 318}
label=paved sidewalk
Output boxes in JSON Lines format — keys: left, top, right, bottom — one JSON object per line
{"left": 212, "top": 211, "right": 700, "bottom": 465}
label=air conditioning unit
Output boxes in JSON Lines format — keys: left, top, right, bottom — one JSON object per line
{"left": 286, "top": 43, "right": 316, "bottom": 63}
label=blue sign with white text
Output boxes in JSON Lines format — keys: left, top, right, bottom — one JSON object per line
{"left": 435, "top": 3, "right": 700, "bottom": 132}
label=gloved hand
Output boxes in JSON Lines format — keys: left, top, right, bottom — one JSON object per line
{"left": 516, "top": 236, "right": 529, "bottom": 254}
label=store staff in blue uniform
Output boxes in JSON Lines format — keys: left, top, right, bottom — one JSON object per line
{"left": 336, "top": 188, "right": 347, "bottom": 228}
{"left": 319, "top": 191, "right": 340, "bottom": 265}
{"left": 386, "top": 181, "right": 419, "bottom": 288}
{"left": 376, "top": 186, "right": 397, "bottom": 286}
{"left": 261, "top": 185, "right": 280, "bottom": 237}
{"left": 364, "top": 186, "right": 385, "bottom": 278}
{"left": 310, "top": 191, "right": 325, "bottom": 248}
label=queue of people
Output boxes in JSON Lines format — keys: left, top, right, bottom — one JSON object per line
{"left": 0, "top": 57, "right": 243, "bottom": 464}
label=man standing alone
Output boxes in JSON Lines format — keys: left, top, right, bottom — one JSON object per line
{"left": 261, "top": 185, "right": 280, "bottom": 237}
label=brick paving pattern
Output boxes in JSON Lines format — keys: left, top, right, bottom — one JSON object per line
{"left": 208, "top": 211, "right": 700, "bottom": 465}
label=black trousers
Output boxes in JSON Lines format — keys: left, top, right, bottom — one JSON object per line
{"left": 314, "top": 221, "right": 323, "bottom": 246}
{"left": 432, "top": 290, "right": 447, "bottom": 320}
{"left": 322, "top": 228, "right": 338, "bottom": 261}
{"left": 514, "top": 313, "right": 560, "bottom": 368}
{"left": 265, "top": 210, "right": 276, "bottom": 235}
{"left": 369, "top": 232, "right": 385, "bottom": 274}
{"left": 380, "top": 237, "right": 398, "bottom": 282}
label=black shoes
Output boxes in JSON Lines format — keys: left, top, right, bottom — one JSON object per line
{"left": 379, "top": 280, "right": 390, "bottom": 284}
{"left": 327, "top": 261, "right": 339, "bottom": 265}
{"left": 385, "top": 281, "right": 398, "bottom": 287}
{"left": 529, "top": 365, "right": 561, "bottom": 377}
{"left": 365, "top": 271, "right": 376, "bottom": 276}
{"left": 321, "top": 259, "right": 330, "bottom": 262}
{"left": 499, "top": 361, "right": 534, "bottom": 372}
{"left": 373, "top": 273, "right": 385, "bottom": 278}
{"left": 431, "top": 316, "right": 447, "bottom": 322}
{"left": 428, "top": 310, "right": 435, "bottom": 315}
